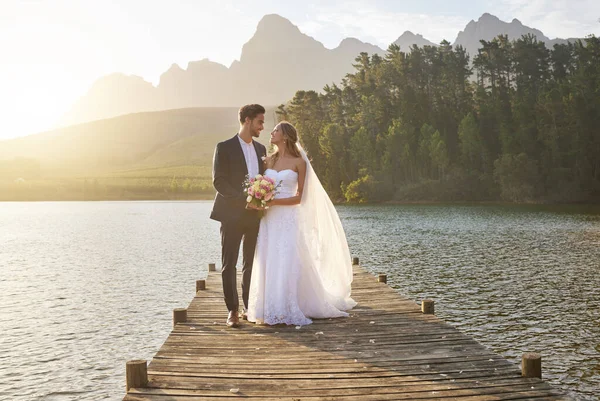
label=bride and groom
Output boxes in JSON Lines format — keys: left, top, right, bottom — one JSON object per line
{"left": 210, "top": 104, "right": 356, "bottom": 328}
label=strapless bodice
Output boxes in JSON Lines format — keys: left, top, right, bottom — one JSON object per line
{"left": 264, "top": 169, "right": 298, "bottom": 199}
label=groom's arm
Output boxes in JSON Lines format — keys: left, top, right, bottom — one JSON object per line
{"left": 213, "top": 142, "right": 244, "bottom": 200}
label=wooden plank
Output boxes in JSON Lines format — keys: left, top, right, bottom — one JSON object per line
{"left": 126, "top": 382, "right": 566, "bottom": 400}
{"left": 123, "top": 265, "right": 569, "bottom": 400}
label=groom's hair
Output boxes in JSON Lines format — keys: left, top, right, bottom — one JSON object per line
{"left": 239, "top": 104, "right": 266, "bottom": 124}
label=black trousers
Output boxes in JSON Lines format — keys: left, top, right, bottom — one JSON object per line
{"left": 220, "top": 218, "right": 260, "bottom": 312}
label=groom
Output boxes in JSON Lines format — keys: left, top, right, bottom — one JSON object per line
{"left": 210, "top": 104, "right": 267, "bottom": 328}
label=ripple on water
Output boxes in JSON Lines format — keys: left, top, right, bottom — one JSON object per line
{"left": 1, "top": 202, "right": 598, "bottom": 400}
{"left": 0, "top": 202, "right": 222, "bottom": 400}
{"left": 340, "top": 203, "right": 600, "bottom": 400}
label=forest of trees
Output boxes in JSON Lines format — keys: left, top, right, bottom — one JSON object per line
{"left": 278, "top": 34, "right": 600, "bottom": 203}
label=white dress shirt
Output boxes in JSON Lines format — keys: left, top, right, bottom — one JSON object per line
{"left": 238, "top": 134, "right": 259, "bottom": 178}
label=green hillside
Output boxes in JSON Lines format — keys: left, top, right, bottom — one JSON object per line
{"left": 0, "top": 107, "right": 276, "bottom": 200}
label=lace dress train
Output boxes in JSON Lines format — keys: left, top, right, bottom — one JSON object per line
{"left": 247, "top": 168, "right": 352, "bottom": 326}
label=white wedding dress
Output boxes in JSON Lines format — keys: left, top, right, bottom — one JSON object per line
{"left": 248, "top": 159, "right": 357, "bottom": 326}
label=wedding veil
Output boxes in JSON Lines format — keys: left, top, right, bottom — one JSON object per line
{"left": 296, "top": 144, "right": 357, "bottom": 311}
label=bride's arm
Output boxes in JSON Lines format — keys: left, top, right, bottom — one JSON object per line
{"left": 269, "top": 159, "right": 306, "bottom": 206}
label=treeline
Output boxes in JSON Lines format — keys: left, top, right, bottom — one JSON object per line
{"left": 0, "top": 159, "right": 215, "bottom": 201}
{"left": 0, "top": 158, "right": 42, "bottom": 179}
{"left": 0, "top": 177, "right": 214, "bottom": 201}
{"left": 279, "top": 34, "right": 600, "bottom": 203}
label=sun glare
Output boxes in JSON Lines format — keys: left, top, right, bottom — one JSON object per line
{"left": 0, "top": 70, "right": 84, "bottom": 140}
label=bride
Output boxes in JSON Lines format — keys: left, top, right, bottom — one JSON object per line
{"left": 247, "top": 121, "right": 357, "bottom": 326}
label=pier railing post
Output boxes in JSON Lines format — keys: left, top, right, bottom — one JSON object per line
{"left": 378, "top": 274, "right": 387, "bottom": 283}
{"left": 173, "top": 308, "right": 187, "bottom": 327}
{"left": 422, "top": 299, "right": 435, "bottom": 314}
{"left": 208, "top": 263, "right": 216, "bottom": 272}
{"left": 522, "top": 352, "right": 542, "bottom": 379}
{"left": 126, "top": 360, "right": 148, "bottom": 391}
{"left": 196, "top": 279, "right": 206, "bottom": 292}
{"left": 352, "top": 257, "right": 359, "bottom": 266}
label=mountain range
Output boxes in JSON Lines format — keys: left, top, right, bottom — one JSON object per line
{"left": 0, "top": 11, "right": 588, "bottom": 188}
{"left": 59, "top": 13, "right": 582, "bottom": 128}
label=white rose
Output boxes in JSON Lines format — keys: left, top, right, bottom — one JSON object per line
{"left": 246, "top": 196, "right": 252, "bottom": 202}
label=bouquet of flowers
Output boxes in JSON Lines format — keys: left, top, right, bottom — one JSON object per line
{"left": 244, "top": 174, "right": 280, "bottom": 209}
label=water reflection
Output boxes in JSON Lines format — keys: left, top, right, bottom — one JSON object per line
{"left": 0, "top": 202, "right": 598, "bottom": 400}
{"left": 340, "top": 204, "right": 600, "bottom": 400}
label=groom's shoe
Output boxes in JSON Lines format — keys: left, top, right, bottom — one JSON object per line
{"left": 239, "top": 308, "right": 248, "bottom": 321}
{"left": 227, "top": 310, "right": 240, "bottom": 328}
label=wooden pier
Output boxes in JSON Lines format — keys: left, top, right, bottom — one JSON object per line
{"left": 124, "top": 263, "right": 568, "bottom": 400}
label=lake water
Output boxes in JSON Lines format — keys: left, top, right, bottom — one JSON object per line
{"left": 0, "top": 202, "right": 598, "bottom": 400}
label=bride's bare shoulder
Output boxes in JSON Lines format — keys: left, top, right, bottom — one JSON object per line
{"left": 295, "top": 156, "right": 306, "bottom": 171}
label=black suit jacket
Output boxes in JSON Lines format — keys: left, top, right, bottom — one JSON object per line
{"left": 210, "top": 134, "right": 267, "bottom": 223}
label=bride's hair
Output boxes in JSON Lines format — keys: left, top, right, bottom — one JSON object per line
{"left": 271, "top": 121, "right": 302, "bottom": 164}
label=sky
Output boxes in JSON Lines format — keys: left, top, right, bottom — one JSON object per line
{"left": 1, "top": 0, "right": 599, "bottom": 140}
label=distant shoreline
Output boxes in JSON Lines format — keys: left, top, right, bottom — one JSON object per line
{"left": 2, "top": 196, "right": 599, "bottom": 209}
{"left": 0, "top": 194, "right": 215, "bottom": 202}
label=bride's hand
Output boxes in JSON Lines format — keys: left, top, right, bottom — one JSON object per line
{"left": 246, "top": 203, "right": 265, "bottom": 211}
